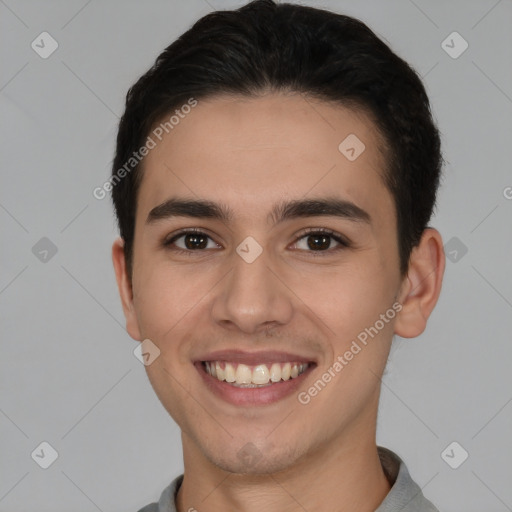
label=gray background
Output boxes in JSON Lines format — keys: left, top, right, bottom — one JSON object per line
{"left": 1, "top": 0, "right": 511, "bottom": 511}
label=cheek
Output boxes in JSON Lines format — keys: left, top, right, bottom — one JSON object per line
{"left": 131, "top": 260, "right": 203, "bottom": 341}
{"left": 285, "top": 256, "right": 396, "bottom": 350}
{"left": 131, "top": 255, "right": 228, "bottom": 372}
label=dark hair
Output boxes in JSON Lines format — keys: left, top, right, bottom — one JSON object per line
{"left": 111, "top": 0, "right": 442, "bottom": 276}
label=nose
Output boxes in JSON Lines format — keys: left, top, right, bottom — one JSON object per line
{"left": 211, "top": 247, "right": 294, "bottom": 335}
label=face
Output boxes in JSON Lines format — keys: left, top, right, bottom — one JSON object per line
{"left": 118, "top": 92, "right": 410, "bottom": 474}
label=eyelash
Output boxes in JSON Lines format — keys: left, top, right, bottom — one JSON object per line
{"left": 162, "top": 227, "right": 350, "bottom": 257}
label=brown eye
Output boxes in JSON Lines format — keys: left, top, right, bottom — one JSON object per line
{"left": 164, "top": 230, "right": 221, "bottom": 252}
{"left": 293, "top": 229, "right": 349, "bottom": 254}
{"left": 306, "top": 234, "right": 332, "bottom": 251}
{"left": 182, "top": 233, "right": 209, "bottom": 250}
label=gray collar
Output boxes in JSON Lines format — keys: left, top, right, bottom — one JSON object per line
{"left": 375, "top": 447, "right": 439, "bottom": 512}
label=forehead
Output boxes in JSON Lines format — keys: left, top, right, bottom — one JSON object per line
{"left": 137, "top": 93, "right": 391, "bottom": 225}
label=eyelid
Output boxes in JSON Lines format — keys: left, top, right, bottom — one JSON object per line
{"left": 162, "top": 229, "right": 222, "bottom": 257}
{"left": 163, "top": 227, "right": 218, "bottom": 245}
{"left": 289, "top": 229, "right": 351, "bottom": 258}
{"left": 292, "top": 227, "right": 351, "bottom": 247}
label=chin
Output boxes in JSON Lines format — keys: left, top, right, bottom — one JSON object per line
{"left": 204, "top": 442, "right": 303, "bottom": 476}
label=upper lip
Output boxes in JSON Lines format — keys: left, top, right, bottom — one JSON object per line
{"left": 196, "top": 349, "right": 317, "bottom": 365}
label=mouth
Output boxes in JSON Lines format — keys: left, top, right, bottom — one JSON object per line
{"left": 195, "top": 351, "right": 316, "bottom": 406}
{"left": 203, "top": 361, "right": 310, "bottom": 387}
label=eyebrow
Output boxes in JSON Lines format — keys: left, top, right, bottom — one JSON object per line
{"left": 146, "top": 197, "right": 371, "bottom": 226}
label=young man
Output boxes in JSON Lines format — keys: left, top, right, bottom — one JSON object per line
{"left": 111, "top": 1, "right": 445, "bottom": 511}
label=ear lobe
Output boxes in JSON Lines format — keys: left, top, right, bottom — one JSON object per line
{"left": 394, "top": 228, "right": 445, "bottom": 339}
{"left": 112, "top": 237, "right": 142, "bottom": 341}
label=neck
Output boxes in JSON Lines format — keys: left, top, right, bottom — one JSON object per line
{"left": 176, "top": 409, "right": 391, "bottom": 512}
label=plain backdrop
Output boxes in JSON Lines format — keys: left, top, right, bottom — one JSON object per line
{"left": 1, "top": 1, "right": 511, "bottom": 511}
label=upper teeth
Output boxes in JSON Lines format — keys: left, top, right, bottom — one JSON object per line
{"left": 204, "top": 361, "right": 309, "bottom": 387}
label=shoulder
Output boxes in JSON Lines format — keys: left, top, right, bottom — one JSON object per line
{"left": 377, "top": 447, "right": 440, "bottom": 512}
{"left": 135, "top": 474, "right": 184, "bottom": 512}
{"left": 136, "top": 504, "right": 159, "bottom": 512}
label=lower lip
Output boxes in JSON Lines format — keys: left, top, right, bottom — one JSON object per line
{"left": 195, "top": 362, "right": 314, "bottom": 406}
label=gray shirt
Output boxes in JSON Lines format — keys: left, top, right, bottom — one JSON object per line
{"left": 137, "top": 447, "right": 439, "bottom": 512}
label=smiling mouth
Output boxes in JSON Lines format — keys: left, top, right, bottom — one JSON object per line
{"left": 202, "top": 361, "right": 310, "bottom": 387}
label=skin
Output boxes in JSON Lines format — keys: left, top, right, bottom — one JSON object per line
{"left": 112, "top": 92, "right": 445, "bottom": 512}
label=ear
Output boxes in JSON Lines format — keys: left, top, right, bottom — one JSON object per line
{"left": 112, "top": 237, "right": 142, "bottom": 341}
{"left": 394, "top": 228, "right": 445, "bottom": 338}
